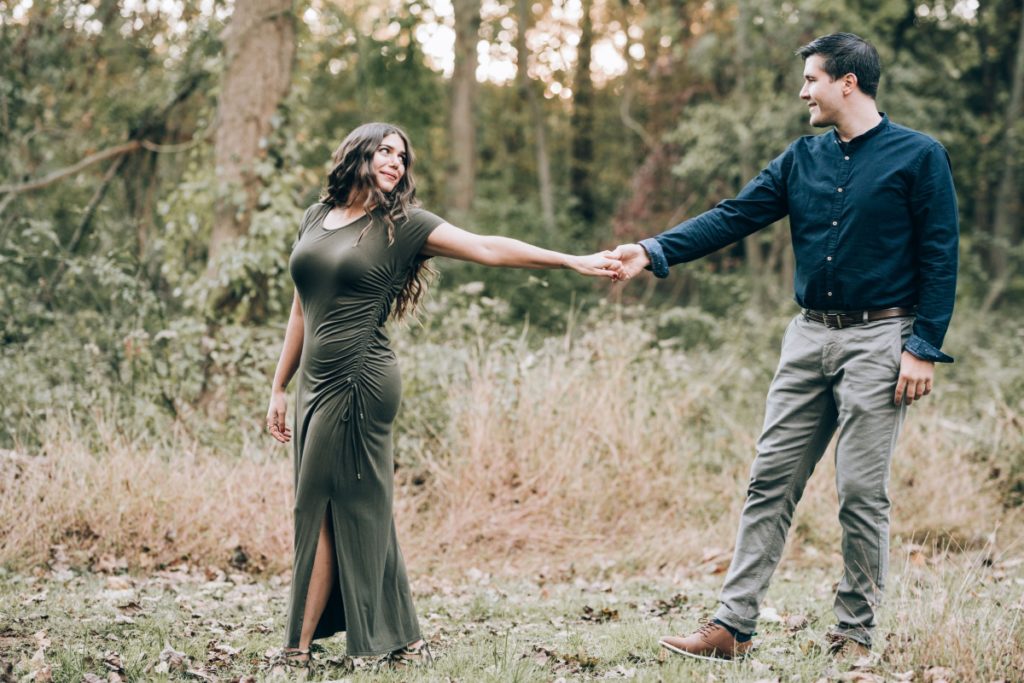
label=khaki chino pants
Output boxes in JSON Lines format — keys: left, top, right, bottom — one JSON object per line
{"left": 714, "top": 313, "right": 913, "bottom": 647}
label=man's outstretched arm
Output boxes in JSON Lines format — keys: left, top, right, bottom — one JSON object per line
{"left": 613, "top": 148, "right": 792, "bottom": 280}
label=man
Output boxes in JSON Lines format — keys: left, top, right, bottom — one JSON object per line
{"left": 612, "top": 33, "right": 958, "bottom": 661}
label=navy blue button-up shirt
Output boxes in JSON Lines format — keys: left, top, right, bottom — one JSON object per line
{"left": 639, "top": 115, "right": 958, "bottom": 362}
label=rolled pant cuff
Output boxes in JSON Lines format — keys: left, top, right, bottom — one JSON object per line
{"left": 830, "top": 624, "right": 872, "bottom": 648}
{"left": 713, "top": 605, "right": 757, "bottom": 636}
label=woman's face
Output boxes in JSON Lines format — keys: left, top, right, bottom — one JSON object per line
{"left": 371, "top": 133, "right": 407, "bottom": 193}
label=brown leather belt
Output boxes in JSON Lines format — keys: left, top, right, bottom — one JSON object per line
{"left": 802, "top": 307, "right": 914, "bottom": 329}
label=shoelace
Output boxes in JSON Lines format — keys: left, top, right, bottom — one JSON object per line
{"left": 697, "top": 621, "right": 722, "bottom": 640}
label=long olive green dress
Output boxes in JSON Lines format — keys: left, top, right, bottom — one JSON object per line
{"left": 284, "top": 202, "right": 443, "bottom": 655}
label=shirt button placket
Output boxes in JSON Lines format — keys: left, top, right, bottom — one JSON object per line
{"left": 827, "top": 155, "right": 849, "bottom": 307}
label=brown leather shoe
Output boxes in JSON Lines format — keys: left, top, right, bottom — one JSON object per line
{"left": 826, "top": 632, "right": 870, "bottom": 661}
{"left": 659, "top": 621, "right": 753, "bottom": 661}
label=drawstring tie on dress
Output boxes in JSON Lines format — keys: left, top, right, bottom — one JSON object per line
{"left": 340, "top": 378, "right": 368, "bottom": 480}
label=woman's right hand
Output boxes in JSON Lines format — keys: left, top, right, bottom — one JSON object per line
{"left": 266, "top": 390, "right": 292, "bottom": 443}
{"left": 565, "top": 251, "right": 622, "bottom": 278}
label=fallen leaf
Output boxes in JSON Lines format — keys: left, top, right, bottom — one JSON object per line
{"left": 760, "top": 607, "right": 782, "bottom": 623}
{"left": 159, "top": 644, "right": 188, "bottom": 672}
{"left": 207, "top": 642, "right": 241, "bottom": 665}
{"left": 33, "top": 667, "right": 52, "bottom": 683}
{"left": 102, "top": 651, "right": 124, "bottom": 673}
{"left": 648, "top": 593, "right": 688, "bottom": 616}
{"left": 81, "top": 675, "right": 104, "bottom": 683}
{"left": 580, "top": 605, "right": 619, "bottom": 623}
{"left": 117, "top": 601, "right": 144, "bottom": 615}
{"left": 784, "top": 614, "right": 809, "bottom": 632}
{"left": 923, "top": 666, "right": 955, "bottom": 683}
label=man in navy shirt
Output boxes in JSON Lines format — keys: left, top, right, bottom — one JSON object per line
{"left": 612, "top": 33, "right": 958, "bottom": 661}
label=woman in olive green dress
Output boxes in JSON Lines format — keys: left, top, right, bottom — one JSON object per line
{"left": 265, "top": 122, "right": 619, "bottom": 668}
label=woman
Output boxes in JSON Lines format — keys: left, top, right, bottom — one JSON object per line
{"left": 265, "top": 122, "right": 619, "bottom": 670}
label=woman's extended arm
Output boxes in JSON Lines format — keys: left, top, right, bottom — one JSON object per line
{"left": 266, "top": 290, "right": 304, "bottom": 443}
{"left": 421, "top": 222, "right": 620, "bottom": 277}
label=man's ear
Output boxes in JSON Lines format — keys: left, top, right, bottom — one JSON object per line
{"left": 842, "top": 72, "right": 859, "bottom": 95}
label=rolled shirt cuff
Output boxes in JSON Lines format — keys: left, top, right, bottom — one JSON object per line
{"left": 905, "top": 334, "right": 954, "bottom": 363}
{"left": 638, "top": 238, "right": 669, "bottom": 278}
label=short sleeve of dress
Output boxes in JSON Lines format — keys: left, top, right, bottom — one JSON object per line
{"left": 397, "top": 207, "right": 445, "bottom": 265}
{"left": 294, "top": 203, "right": 327, "bottom": 249}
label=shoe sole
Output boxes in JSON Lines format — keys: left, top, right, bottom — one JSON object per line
{"left": 658, "top": 639, "right": 748, "bottom": 663}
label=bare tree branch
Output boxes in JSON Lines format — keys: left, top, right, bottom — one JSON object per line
{"left": 620, "top": 86, "right": 655, "bottom": 150}
{"left": 42, "top": 155, "right": 128, "bottom": 302}
{"left": 0, "top": 141, "right": 141, "bottom": 195}
{"left": 0, "top": 128, "right": 210, "bottom": 196}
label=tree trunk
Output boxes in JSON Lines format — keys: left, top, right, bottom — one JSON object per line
{"left": 570, "top": 0, "right": 595, "bottom": 228}
{"left": 449, "top": 0, "right": 480, "bottom": 219}
{"left": 983, "top": 1, "right": 1024, "bottom": 310}
{"left": 207, "top": 0, "right": 295, "bottom": 271}
{"left": 735, "top": 0, "right": 768, "bottom": 307}
{"left": 516, "top": 0, "right": 555, "bottom": 234}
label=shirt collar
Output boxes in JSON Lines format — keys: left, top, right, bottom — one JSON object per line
{"left": 833, "top": 113, "right": 889, "bottom": 147}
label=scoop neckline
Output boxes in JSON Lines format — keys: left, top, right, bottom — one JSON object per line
{"left": 319, "top": 205, "right": 372, "bottom": 232}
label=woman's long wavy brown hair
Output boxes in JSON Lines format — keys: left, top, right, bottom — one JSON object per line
{"left": 319, "top": 122, "right": 435, "bottom": 321}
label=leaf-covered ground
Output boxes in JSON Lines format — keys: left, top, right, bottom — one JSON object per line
{"left": 2, "top": 546, "right": 1022, "bottom": 682}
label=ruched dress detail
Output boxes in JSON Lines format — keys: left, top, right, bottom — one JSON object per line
{"left": 284, "top": 203, "right": 443, "bottom": 655}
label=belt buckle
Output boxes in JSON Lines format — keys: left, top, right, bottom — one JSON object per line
{"left": 828, "top": 312, "right": 843, "bottom": 329}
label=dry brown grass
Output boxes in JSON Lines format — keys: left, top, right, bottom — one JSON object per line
{"left": 1, "top": 316, "right": 1019, "bottom": 581}
{"left": 879, "top": 545, "right": 1024, "bottom": 679}
{"left": 0, "top": 420, "right": 293, "bottom": 573}
{"left": 396, "top": 318, "right": 1018, "bottom": 576}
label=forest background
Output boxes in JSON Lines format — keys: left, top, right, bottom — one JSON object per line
{"left": 0, "top": 0, "right": 1023, "bottom": 680}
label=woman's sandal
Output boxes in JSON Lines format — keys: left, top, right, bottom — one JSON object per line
{"left": 268, "top": 648, "right": 313, "bottom": 676}
{"left": 375, "top": 640, "right": 434, "bottom": 670}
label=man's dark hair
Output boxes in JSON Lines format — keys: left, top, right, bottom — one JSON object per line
{"left": 797, "top": 33, "right": 881, "bottom": 98}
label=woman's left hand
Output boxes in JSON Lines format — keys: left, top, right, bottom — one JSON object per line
{"left": 566, "top": 251, "right": 622, "bottom": 278}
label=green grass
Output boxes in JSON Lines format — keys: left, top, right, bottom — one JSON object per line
{"left": 2, "top": 547, "right": 1021, "bottom": 682}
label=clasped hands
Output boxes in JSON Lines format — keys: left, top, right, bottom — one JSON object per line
{"left": 570, "top": 243, "right": 649, "bottom": 280}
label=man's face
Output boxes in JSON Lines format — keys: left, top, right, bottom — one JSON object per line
{"left": 800, "top": 55, "right": 846, "bottom": 127}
